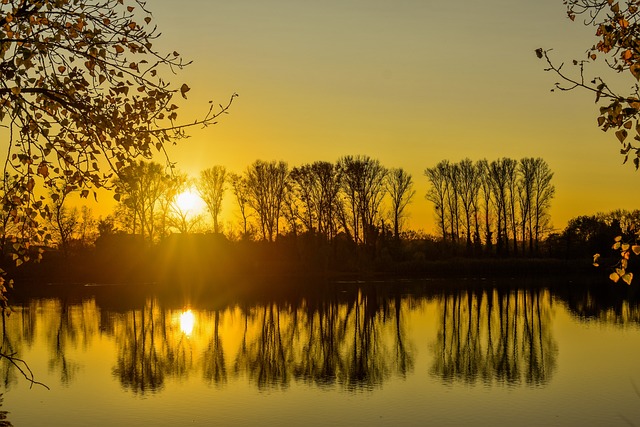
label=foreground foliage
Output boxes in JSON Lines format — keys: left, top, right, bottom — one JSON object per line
{"left": 538, "top": 0, "right": 640, "bottom": 167}
{"left": 0, "top": 0, "right": 235, "bottom": 304}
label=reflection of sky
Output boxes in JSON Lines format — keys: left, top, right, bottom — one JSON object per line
{"left": 2, "top": 294, "right": 640, "bottom": 426}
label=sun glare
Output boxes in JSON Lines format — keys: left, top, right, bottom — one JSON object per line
{"left": 179, "top": 310, "right": 195, "bottom": 336}
{"left": 175, "top": 187, "right": 206, "bottom": 216}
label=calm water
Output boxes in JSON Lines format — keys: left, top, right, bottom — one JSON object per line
{"left": 0, "top": 279, "right": 639, "bottom": 426}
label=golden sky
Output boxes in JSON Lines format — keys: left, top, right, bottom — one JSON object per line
{"left": 100, "top": 1, "right": 640, "bottom": 232}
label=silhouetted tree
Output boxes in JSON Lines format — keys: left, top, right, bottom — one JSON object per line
{"left": 47, "top": 180, "right": 79, "bottom": 256}
{"left": 246, "top": 160, "right": 289, "bottom": 242}
{"left": 477, "top": 159, "right": 494, "bottom": 251}
{"left": 229, "top": 172, "right": 251, "bottom": 239}
{"left": 338, "top": 155, "right": 387, "bottom": 246}
{"left": 114, "top": 161, "right": 171, "bottom": 242}
{"left": 386, "top": 167, "right": 415, "bottom": 240}
{"left": 425, "top": 161, "right": 451, "bottom": 241}
{"left": 457, "top": 159, "right": 481, "bottom": 249}
{"left": 531, "top": 158, "right": 555, "bottom": 252}
{"left": 197, "top": 166, "right": 227, "bottom": 234}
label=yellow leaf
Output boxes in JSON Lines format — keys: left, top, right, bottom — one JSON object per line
{"left": 622, "top": 272, "right": 633, "bottom": 285}
{"left": 622, "top": 243, "right": 630, "bottom": 251}
{"left": 10, "top": 86, "right": 20, "bottom": 95}
{"left": 615, "top": 236, "right": 623, "bottom": 242}
{"left": 610, "top": 272, "right": 621, "bottom": 283}
{"left": 632, "top": 245, "right": 640, "bottom": 255}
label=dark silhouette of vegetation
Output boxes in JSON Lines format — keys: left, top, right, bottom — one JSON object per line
{"left": 7, "top": 154, "right": 638, "bottom": 285}
{"left": 425, "top": 157, "right": 555, "bottom": 257}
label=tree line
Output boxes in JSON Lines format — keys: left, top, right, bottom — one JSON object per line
{"left": 3, "top": 155, "right": 561, "bottom": 260}
{"left": 425, "top": 158, "right": 555, "bottom": 256}
{"left": 37, "top": 155, "right": 417, "bottom": 250}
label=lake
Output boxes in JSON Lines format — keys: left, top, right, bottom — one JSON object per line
{"left": 0, "top": 278, "right": 639, "bottom": 426}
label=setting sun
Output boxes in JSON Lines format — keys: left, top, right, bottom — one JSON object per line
{"left": 175, "top": 187, "right": 207, "bottom": 217}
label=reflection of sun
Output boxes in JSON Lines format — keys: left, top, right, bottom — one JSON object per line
{"left": 175, "top": 187, "right": 206, "bottom": 216}
{"left": 180, "top": 310, "right": 195, "bottom": 336}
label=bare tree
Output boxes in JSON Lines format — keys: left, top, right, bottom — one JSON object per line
{"left": 503, "top": 158, "right": 519, "bottom": 255}
{"left": 477, "top": 160, "right": 494, "bottom": 251}
{"left": 229, "top": 173, "right": 251, "bottom": 239}
{"left": 532, "top": 158, "right": 555, "bottom": 252}
{"left": 47, "top": 181, "right": 79, "bottom": 256}
{"left": 245, "top": 160, "right": 289, "bottom": 242}
{"left": 425, "top": 161, "right": 450, "bottom": 241}
{"left": 488, "top": 159, "right": 511, "bottom": 255}
{"left": 338, "top": 155, "right": 387, "bottom": 245}
{"left": 518, "top": 158, "right": 536, "bottom": 254}
{"left": 290, "top": 164, "right": 318, "bottom": 233}
{"left": 457, "top": 159, "right": 481, "bottom": 249}
{"left": 197, "top": 166, "right": 227, "bottom": 234}
{"left": 313, "top": 161, "right": 343, "bottom": 241}
{"left": 386, "top": 168, "right": 415, "bottom": 239}
{"left": 113, "top": 161, "right": 171, "bottom": 242}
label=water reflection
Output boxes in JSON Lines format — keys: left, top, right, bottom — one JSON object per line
{"left": 557, "top": 286, "right": 640, "bottom": 325}
{"left": 111, "top": 299, "right": 195, "bottom": 394}
{"left": 0, "top": 394, "right": 12, "bottom": 427}
{"left": 430, "top": 289, "right": 557, "bottom": 386}
{"left": 4, "top": 282, "right": 640, "bottom": 394}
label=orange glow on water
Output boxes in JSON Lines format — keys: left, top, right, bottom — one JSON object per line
{"left": 179, "top": 309, "right": 195, "bottom": 336}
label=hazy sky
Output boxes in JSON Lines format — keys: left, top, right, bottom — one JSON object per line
{"left": 141, "top": 0, "right": 638, "bottom": 233}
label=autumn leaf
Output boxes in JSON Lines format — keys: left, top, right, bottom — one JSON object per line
{"left": 180, "top": 83, "right": 190, "bottom": 99}
{"left": 37, "top": 162, "right": 48, "bottom": 177}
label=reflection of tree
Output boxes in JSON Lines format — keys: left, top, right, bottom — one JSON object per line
{"left": 0, "top": 394, "right": 12, "bottom": 427}
{"left": 343, "top": 290, "right": 390, "bottom": 389}
{"left": 46, "top": 299, "right": 88, "bottom": 385}
{"left": 393, "top": 293, "right": 414, "bottom": 377}
{"left": 294, "top": 296, "right": 346, "bottom": 387}
{"left": 234, "top": 303, "right": 291, "bottom": 389}
{"left": 202, "top": 311, "right": 226, "bottom": 385}
{"left": 559, "top": 287, "right": 640, "bottom": 325}
{"left": 112, "top": 299, "right": 166, "bottom": 394}
{"left": 430, "top": 289, "right": 557, "bottom": 386}
{"left": 234, "top": 289, "right": 414, "bottom": 391}
{"left": 111, "top": 299, "right": 195, "bottom": 394}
